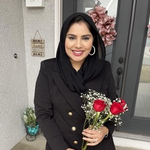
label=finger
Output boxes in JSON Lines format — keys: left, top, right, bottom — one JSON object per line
{"left": 83, "top": 137, "right": 98, "bottom": 143}
{"left": 82, "top": 129, "right": 93, "bottom": 137}
{"left": 83, "top": 129, "right": 99, "bottom": 135}
{"left": 83, "top": 137, "right": 98, "bottom": 146}
{"left": 82, "top": 131, "right": 94, "bottom": 139}
{"left": 82, "top": 129, "right": 102, "bottom": 141}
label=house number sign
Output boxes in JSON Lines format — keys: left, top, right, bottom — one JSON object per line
{"left": 31, "top": 30, "right": 45, "bottom": 57}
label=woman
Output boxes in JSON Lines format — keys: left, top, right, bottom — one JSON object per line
{"left": 34, "top": 12, "right": 116, "bottom": 150}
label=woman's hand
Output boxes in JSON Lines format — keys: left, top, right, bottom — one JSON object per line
{"left": 82, "top": 126, "right": 109, "bottom": 146}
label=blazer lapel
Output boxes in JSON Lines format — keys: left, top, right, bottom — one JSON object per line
{"left": 50, "top": 69, "right": 85, "bottom": 119}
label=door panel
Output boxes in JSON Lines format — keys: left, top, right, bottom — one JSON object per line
{"left": 63, "top": 0, "right": 77, "bottom": 21}
{"left": 134, "top": 32, "right": 150, "bottom": 118}
{"left": 119, "top": 0, "right": 150, "bottom": 135}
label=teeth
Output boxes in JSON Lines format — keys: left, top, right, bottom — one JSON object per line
{"left": 75, "top": 51, "right": 82, "bottom": 53}
{"left": 73, "top": 51, "right": 83, "bottom": 53}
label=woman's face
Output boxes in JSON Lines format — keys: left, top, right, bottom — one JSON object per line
{"left": 65, "top": 21, "right": 94, "bottom": 69}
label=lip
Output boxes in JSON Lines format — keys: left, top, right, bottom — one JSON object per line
{"left": 72, "top": 50, "right": 84, "bottom": 56}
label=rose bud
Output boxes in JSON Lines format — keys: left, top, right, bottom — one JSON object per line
{"left": 93, "top": 99, "right": 107, "bottom": 112}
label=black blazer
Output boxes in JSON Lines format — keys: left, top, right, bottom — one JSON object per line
{"left": 34, "top": 58, "right": 116, "bottom": 150}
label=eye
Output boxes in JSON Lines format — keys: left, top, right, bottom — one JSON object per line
{"left": 82, "top": 36, "right": 90, "bottom": 41}
{"left": 68, "top": 36, "right": 75, "bottom": 40}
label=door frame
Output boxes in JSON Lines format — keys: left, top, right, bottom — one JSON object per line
{"left": 54, "top": 0, "right": 63, "bottom": 56}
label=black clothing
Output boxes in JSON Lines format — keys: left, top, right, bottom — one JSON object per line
{"left": 34, "top": 59, "right": 116, "bottom": 150}
{"left": 34, "top": 12, "right": 116, "bottom": 150}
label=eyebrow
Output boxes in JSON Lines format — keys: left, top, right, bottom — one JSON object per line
{"left": 66, "top": 34, "right": 92, "bottom": 37}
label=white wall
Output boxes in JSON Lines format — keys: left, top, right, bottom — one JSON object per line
{"left": 0, "top": 0, "right": 28, "bottom": 150}
{"left": 0, "top": 0, "right": 57, "bottom": 149}
{"left": 22, "top": 0, "right": 55, "bottom": 107}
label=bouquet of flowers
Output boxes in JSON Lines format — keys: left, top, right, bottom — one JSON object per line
{"left": 81, "top": 89, "right": 128, "bottom": 150}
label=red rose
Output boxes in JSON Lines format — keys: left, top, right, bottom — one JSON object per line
{"left": 120, "top": 99, "right": 127, "bottom": 108}
{"left": 110, "top": 99, "right": 127, "bottom": 115}
{"left": 93, "top": 99, "right": 107, "bottom": 112}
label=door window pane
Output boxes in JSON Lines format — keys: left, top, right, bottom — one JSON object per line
{"left": 134, "top": 21, "right": 150, "bottom": 118}
{"left": 77, "top": 0, "right": 118, "bottom": 62}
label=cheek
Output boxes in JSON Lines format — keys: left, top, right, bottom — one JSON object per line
{"left": 84, "top": 42, "right": 93, "bottom": 51}
{"left": 65, "top": 41, "right": 74, "bottom": 56}
{"left": 65, "top": 39, "right": 74, "bottom": 49}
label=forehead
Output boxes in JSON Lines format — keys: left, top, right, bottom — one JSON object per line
{"left": 67, "top": 22, "right": 91, "bottom": 34}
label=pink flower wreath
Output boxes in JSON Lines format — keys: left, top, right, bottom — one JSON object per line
{"left": 87, "top": 4, "right": 117, "bottom": 46}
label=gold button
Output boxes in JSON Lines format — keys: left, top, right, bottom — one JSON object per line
{"left": 71, "top": 126, "right": 76, "bottom": 131}
{"left": 74, "top": 140, "right": 78, "bottom": 144}
{"left": 68, "top": 112, "right": 73, "bottom": 116}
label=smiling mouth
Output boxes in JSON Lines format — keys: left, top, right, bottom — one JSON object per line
{"left": 72, "top": 50, "right": 84, "bottom": 56}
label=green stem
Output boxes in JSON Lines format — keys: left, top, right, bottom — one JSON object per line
{"left": 81, "top": 112, "right": 100, "bottom": 150}
{"left": 98, "top": 113, "right": 111, "bottom": 127}
{"left": 102, "top": 113, "right": 111, "bottom": 123}
{"left": 81, "top": 118, "right": 88, "bottom": 149}
{"left": 92, "top": 112, "right": 100, "bottom": 128}
{"left": 82, "top": 142, "right": 87, "bottom": 150}
{"left": 81, "top": 113, "right": 111, "bottom": 150}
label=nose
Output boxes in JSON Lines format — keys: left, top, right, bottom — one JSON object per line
{"left": 75, "top": 39, "right": 82, "bottom": 48}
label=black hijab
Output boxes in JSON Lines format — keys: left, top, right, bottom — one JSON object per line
{"left": 56, "top": 12, "right": 106, "bottom": 94}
